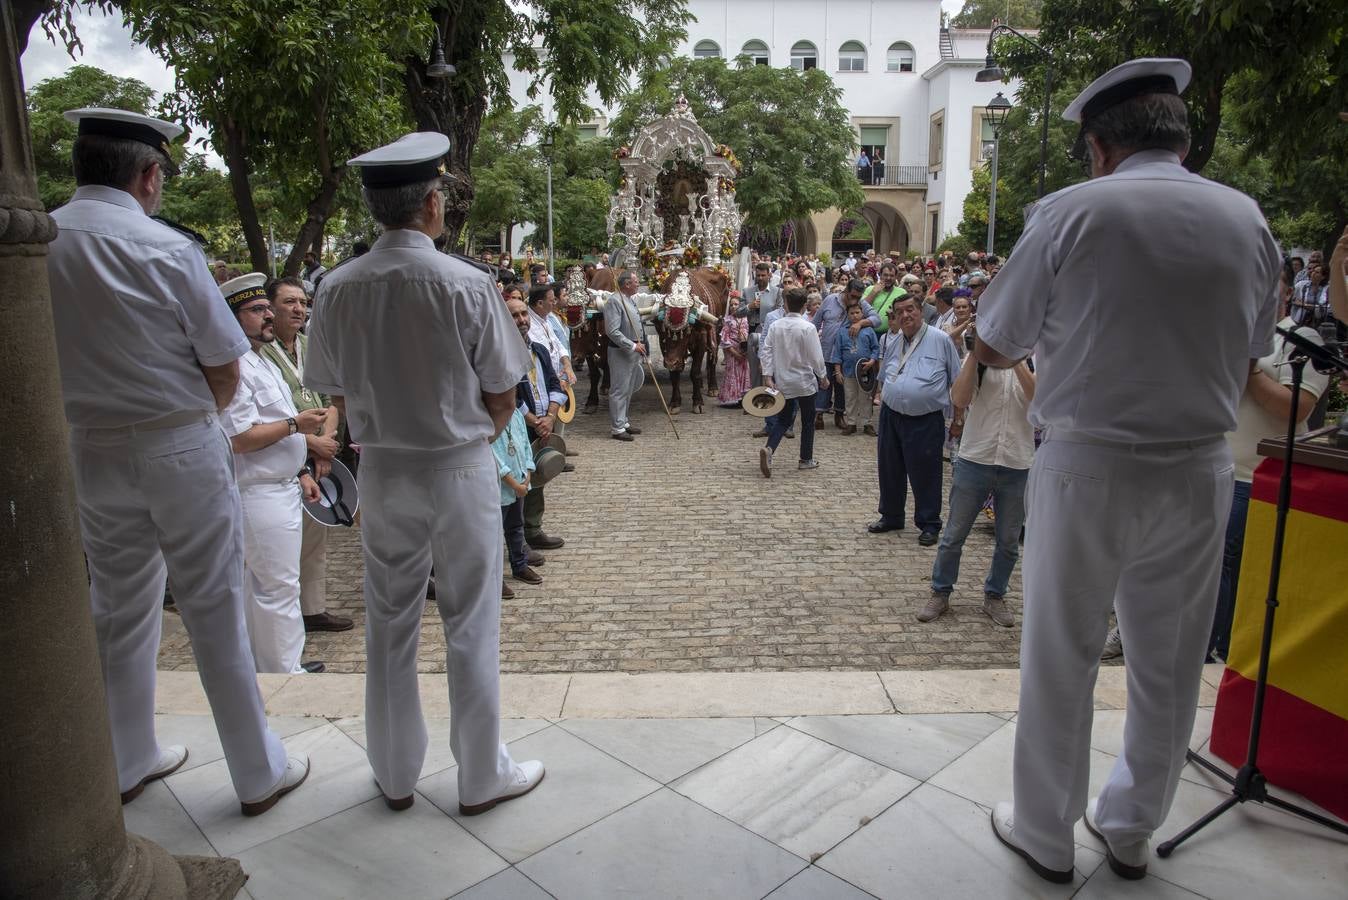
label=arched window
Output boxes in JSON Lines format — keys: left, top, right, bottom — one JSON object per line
{"left": 790, "top": 41, "right": 818, "bottom": 71}
{"left": 741, "top": 40, "right": 770, "bottom": 66}
{"left": 693, "top": 40, "right": 721, "bottom": 60}
{"left": 887, "top": 42, "right": 916, "bottom": 73}
{"left": 838, "top": 41, "right": 866, "bottom": 72}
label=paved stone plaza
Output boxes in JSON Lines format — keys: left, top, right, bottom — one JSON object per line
{"left": 159, "top": 367, "right": 1025, "bottom": 675}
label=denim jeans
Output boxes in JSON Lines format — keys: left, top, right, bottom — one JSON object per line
{"left": 931, "top": 457, "right": 1028, "bottom": 597}
{"left": 1208, "top": 479, "right": 1251, "bottom": 659}
{"left": 816, "top": 370, "right": 846, "bottom": 414}
{"left": 502, "top": 497, "right": 528, "bottom": 574}
{"left": 767, "top": 393, "right": 817, "bottom": 461}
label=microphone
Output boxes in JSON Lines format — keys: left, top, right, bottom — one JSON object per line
{"left": 1274, "top": 325, "right": 1348, "bottom": 375}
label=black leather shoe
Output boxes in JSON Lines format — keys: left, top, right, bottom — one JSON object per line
{"left": 868, "top": 519, "right": 904, "bottom": 534}
{"left": 301, "top": 661, "right": 326, "bottom": 673}
{"left": 612, "top": 431, "right": 635, "bottom": 442}
{"left": 625, "top": 426, "right": 643, "bottom": 435}
{"left": 918, "top": 530, "right": 940, "bottom": 546}
{"left": 303, "top": 612, "right": 354, "bottom": 633}
{"left": 526, "top": 532, "right": 565, "bottom": 550}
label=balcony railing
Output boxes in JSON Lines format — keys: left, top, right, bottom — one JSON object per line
{"left": 856, "top": 164, "right": 927, "bottom": 187}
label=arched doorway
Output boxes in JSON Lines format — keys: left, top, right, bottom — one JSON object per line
{"left": 832, "top": 209, "right": 874, "bottom": 256}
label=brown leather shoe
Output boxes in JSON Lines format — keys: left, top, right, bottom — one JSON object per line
{"left": 842, "top": 424, "right": 857, "bottom": 435}
{"left": 814, "top": 413, "right": 825, "bottom": 430}
{"left": 502, "top": 581, "right": 515, "bottom": 600}
{"left": 303, "top": 612, "right": 354, "bottom": 633}
{"left": 751, "top": 428, "right": 768, "bottom": 438}
{"left": 526, "top": 532, "right": 564, "bottom": 550}
{"left": 917, "top": 592, "right": 950, "bottom": 623}
{"left": 835, "top": 411, "right": 846, "bottom": 430}
{"left": 526, "top": 548, "right": 545, "bottom": 566}
{"left": 863, "top": 424, "right": 877, "bottom": 436}
{"left": 512, "top": 566, "right": 543, "bottom": 585}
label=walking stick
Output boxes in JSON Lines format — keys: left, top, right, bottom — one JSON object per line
{"left": 643, "top": 355, "right": 680, "bottom": 440}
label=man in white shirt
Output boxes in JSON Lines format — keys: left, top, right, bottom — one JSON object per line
{"left": 305, "top": 132, "right": 544, "bottom": 814}
{"left": 221, "top": 274, "right": 325, "bottom": 674}
{"left": 923, "top": 354, "right": 1035, "bottom": 626}
{"left": 758, "top": 288, "right": 828, "bottom": 477}
{"left": 974, "top": 60, "right": 1281, "bottom": 883}
{"left": 48, "top": 107, "right": 307, "bottom": 816}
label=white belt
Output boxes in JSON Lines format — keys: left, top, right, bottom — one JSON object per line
{"left": 1045, "top": 429, "right": 1225, "bottom": 452}
{"left": 75, "top": 410, "right": 215, "bottom": 435}
{"left": 238, "top": 476, "right": 298, "bottom": 488}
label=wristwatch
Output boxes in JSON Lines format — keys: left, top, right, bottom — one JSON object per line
{"left": 286, "top": 416, "right": 298, "bottom": 435}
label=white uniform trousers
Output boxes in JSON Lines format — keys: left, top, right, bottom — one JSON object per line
{"left": 299, "top": 511, "right": 329, "bottom": 616}
{"left": 607, "top": 349, "right": 646, "bottom": 435}
{"left": 1013, "top": 434, "right": 1233, "bottom": 870}
{"left": 239, "top": 480, "right": 306, "bottom": 673}
{"left": 357, "top": 441, "right": 515, "bottom": 803}
{"left": 69, "top": 417, "right": 287, "bottom": 802}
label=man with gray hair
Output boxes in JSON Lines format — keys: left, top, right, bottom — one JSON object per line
{"left": 975, "top": 60, "right": 1281, "bottom": 884}
{"left": 305, "top": 132, "right": 544, "bottom": 814}
{"left": 601, "top": 271, "right": 662, "bottom": 441}
{"left": 47, "top": 108, "right": 308, "bottom": 815}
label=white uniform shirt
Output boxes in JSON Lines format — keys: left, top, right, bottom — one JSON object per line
{"left": 304, "top": 229, "right": 529, "bottom": 451}
{"left": 1227, "top": 318, "right": 1330, "bottom": 482}
{"left": 528, "top": 307, "right": 568, "bottom": 375}
{"left": 976, "top": 150, "right": 1281, "bottom": 443}
{"left": 47, "top": 185, "right": 249, "bottom": 427}
{"left": 958, "top": 366, "right": 1036, "bottom": 470}
{"left": 759, "top": 313, "right": 826, "bottom": 399}
{"left": 223, "top": 350, "right": 306, "bottom": 483}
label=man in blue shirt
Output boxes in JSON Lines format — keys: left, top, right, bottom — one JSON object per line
{"left": 830, "top": 303, "right": 880, "bottom": 435}
{"left": 868, "top": 294, "right": 961, "bottom": 545}
{"left": 813, "top": 278, "right": 880, "bottom": 429}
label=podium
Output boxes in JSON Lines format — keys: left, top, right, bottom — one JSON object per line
{"left": 1209, "top": 430, "right": 1348, "bottom": 821}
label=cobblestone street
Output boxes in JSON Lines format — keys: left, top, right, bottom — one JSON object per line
{"left": 159, "top": 363, "right": 1024, "bottom": 674}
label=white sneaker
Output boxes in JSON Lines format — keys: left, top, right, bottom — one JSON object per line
{"left": 1100, "top": 625, "right": 1123, "bottom": 660}
{"left": 241, "top": 753, "right": 311, "bottom": 817}
{"left": 990, "top": 802, "right": 1074, "bottom": 884}
{"left": 798, "top": 459, "right": 819, "bottom": 470}
{"left": 1084, "top": 798, "right": 1149, "bottom": 879}
{"left": 759, "top": 447, "right": 773, "bottom": 479}
{"left": 460, "top": 760, "right": 546, "bottom": 816}
{"left": 120, "top": 744, "right": 189, "bottom": 804}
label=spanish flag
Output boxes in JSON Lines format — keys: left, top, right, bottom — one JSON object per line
{"left": 1210, "top": 459, "right": 1348, "bottom": 821}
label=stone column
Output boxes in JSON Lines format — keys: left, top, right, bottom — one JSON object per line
{"left": 0, "top": 5, "right": 240, "bottom": 897}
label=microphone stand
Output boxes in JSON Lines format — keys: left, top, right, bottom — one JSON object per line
{"left": 1157, "top": 337, "right": 1348, "bottom": 857}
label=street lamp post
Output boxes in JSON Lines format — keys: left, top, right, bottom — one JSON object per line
{"left": 983, "top": 92, "right": 1012, "bottom": 255}
{"left": 976, "top": 24, "right": 1052, "bottom": 199}
{"left": 543, "top": 126, "right": 555, "bottom": 279}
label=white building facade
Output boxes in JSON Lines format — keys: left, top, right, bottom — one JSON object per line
{"left": 505, "top": 0, "right": 1021, "bottom": 258}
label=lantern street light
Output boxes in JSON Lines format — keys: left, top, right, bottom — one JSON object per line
{"left": 976, "top": 24, "right": 1051, "bottom": 199}
{"left": 983, "top": 92, "right": 1012, "bottom": 254}
{"left": 427, "top": 25, "right": 456, "bottom": 79}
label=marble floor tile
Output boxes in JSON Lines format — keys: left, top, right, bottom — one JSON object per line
{"left": 558, "top": 717, "right": 767, "bottom": 783}
{"left": 518, "top": 788, "right": 804, "bottom": 900}
{"left": 672, "top": 726, "right": 918, "bottom": 859}
{"left": 1089, "top": 708, "right": 1215, "bottom": 760}
{"left": 1095, "top": 667, "right": 1218, "bottom": 710}
{"left": 1139, "top": 778, "right": 1348, "bottom": 900}
{"left": 561, "top": 671, "right": 894, "bottom": 717}
{"left": 153, "top": 714, "right": 325, "bottom": 775}
{"left": 816, "top": 783, "right": 1103, "bottom": 899}
{"left": 122, "top": 781, "right": 216, "bottom": 857}
{"left": 878, "top": 669, "right": 1021, "bottom": 713}
{"left": 168, "top": 722, "right": 377, "bottom": 856}
{"left": 264, "top": 673, "right": 365, "bottom": 717}
{"left": 418, "top": 725, "right": 660, "bottom": 863}
{"left": 451, "top": 867, "right": 553, "bottom": 900}
{"left": 929, "top": 720, "right": 1117, "bottom": 813}
{"left": 764, "top": 865, "right": 877, "bottom": 899}
{"left": 787, "top": 713, "right": 1005, "bottom": 781}
{"left": 235, "top": 796, "right": 505, "bottom": 900}
{"left": 333, "top": 716, "right": 551, "bottom": 780}
{"left": 415, "top": 673, "right": 572, "bottom": 720}
{"left": 1073, "top": 872, "right": 1206, "bottom": 899}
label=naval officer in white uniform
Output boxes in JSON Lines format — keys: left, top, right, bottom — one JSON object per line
{"left": 47, "top": 108, "right": 309, "bottom": 815}
{"left": 219, "top": 273, "right": 325, "bottom": 674}
{"left": 304, "top": 133, "right": 545, "bottom": 813}
{"left": 974, "top": 60, "right": 1281, "bottom": 883}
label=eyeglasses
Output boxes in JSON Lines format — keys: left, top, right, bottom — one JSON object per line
{"left": 238, "top": 304, "right": 272, "bottom": 316}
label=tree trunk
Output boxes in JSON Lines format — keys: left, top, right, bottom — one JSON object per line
{"left": 1183, "top": 79, "right": 1225, "bottom": 174}
{"left": 220, "top": 119, "right": 270, "bottom": 272}
{"left": 283, "top": 171, "right": 342, "bottom": 276}
{"left": 403, "top": 5, "right": 489, "bottom": 244}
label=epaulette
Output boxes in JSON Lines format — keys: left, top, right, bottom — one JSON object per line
{"left": 150, "top": 215, "right": 207, "bottom": 246}
{"left": 447, "top": 252, "right": 516, "bottom": 284}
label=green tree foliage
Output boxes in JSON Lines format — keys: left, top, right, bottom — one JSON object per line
{"left": 467, "top": 104, "right": 545, "bottom": 250}
{"left": 25, "top": 64, "right": 153, "bottom": 210}
{"left": 403, "top": 0, "right": 691, "bottom": 244}
{"left": 957, "top": 164, "right": 1019, "bottom": 257}
{"left": 530, "top": 126, "right": 617, "bottom": 258}
{"left": 609, "top": 57, "right": 863, "bottom": 234}
{"left": 951, "top": 0, "right": 1042, "bottom": 28}
{"left": 46, "top": 0, "right": 428, "bottom": 274}
{"left": 959, "top": 0, "right": 1348, "bottom": 255}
